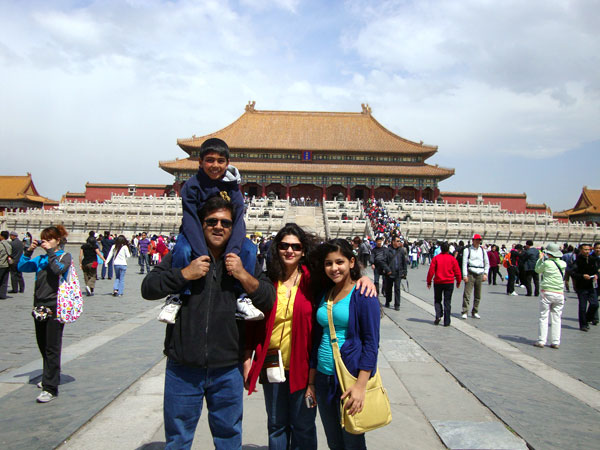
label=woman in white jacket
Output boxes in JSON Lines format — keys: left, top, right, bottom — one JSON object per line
{"left": 105, "top": 235, "right": 131, "bottom": 297}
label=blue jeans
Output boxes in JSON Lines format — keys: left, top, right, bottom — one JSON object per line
{"left": 113, "top": 265, "right": 127, "bottom": 295}
{"left": 263, "top": 375, "right": 317, "bottom": 450}
{"left": 164, "top": 360, "right": 243, "bottom": 450}
{"left": 101, "top": 259, "right": 113, "bottom": 279}
{"left": 315, "top": 371, "right": 366, "bottom": 450}
{"left": 138, "top": 253, "right": 150, "bottom": 273}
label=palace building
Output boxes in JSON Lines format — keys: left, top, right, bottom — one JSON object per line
{"left": 160, "top": 102, "right": 454, "bottom": 201}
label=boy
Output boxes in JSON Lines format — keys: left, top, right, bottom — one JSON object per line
{"left": 171, "top": 138, "right": 262, "bottom": 320}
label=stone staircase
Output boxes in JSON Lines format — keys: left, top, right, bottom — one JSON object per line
{"left": 285, "top": 206, "right": 326, "bottom": 238}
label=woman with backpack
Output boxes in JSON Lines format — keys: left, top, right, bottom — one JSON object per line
{"left": 18, "top": 225, "right": 71, "bottom": 403}
{"left": 105, "top": 235, "right": 131, "bottom": 297}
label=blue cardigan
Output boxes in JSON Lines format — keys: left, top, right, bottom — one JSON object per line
{"left": 311, "top": 287, "right": 381, "bottom": 380}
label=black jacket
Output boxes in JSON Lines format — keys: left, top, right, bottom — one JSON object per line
{"left": 141, "top": 252, "right": 275, "bottom": 368}
{"left": 370, "top": 246, "right": 388, "bottom": 271}
{"left": 521, "top": 247, "right": 539, "bottom": 272}
{"left": 571, "top": 254, "right": 599, "bottom": 291}
{"left": 385, "top": 246, "right": 408, "bottom": 277}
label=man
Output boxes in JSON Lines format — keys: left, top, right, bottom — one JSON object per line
{"left": 370, "top": 236, "right": 387, "bottom": 296}
{"left": 591, "top": 242, "right": 600, "bottom": 325}
{"left": 358, "top": 237, "right": 372, "bottom": 268}
{"left": 521, "top": 240, "right": 540, "bottom": 297}
{"left": 100, "top": 231, "right": 114, "bottom": 279}
{"left": 506, "top": 244, "right": 522, "bottom": 296}
{"left": 461, "top": 233, "right": 489, "bottom": 319}
{"left": 384, "top": 236, "right": 408, "bottom": 310}
{"left": 137, "top": 232, "right": 151, "bottom": 274}
{"left": 8, "top": 231, "right": 24, "bottom": 293}
{"left": 141, "top": 196, "right": 275, "bottom": 449}
{"left": 0, "top": 231, "right": 12, "bottom": 299}
{"left": 570, "top": 244, "right": 599, "bottom": 332}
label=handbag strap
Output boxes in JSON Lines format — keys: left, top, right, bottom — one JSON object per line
{"left": 326, "top": 291, "right": 346, "bottom": 373}
{"left": 277, "top": 269, "right": 300, "bottom": 348}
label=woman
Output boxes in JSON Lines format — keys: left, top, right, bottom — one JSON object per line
{"left": 18, "top": 225, "right": 71, "bottom": 403}
{"left": 246, "top": 225, "right": 375, "bottom": 450}
{"left": 426, "top": 242, "right": 462, "bottom": 326}
{"left": 310, "top": 239, "right": 380, "bottom": 450}
{"left": 23, "top": 232, "right": 33, "bottom": 248}
{"left": 79, "top": 236, "right": 105, "bottom": 297}
{"left": 105, "top": 235, "right": 131, "bottom": 297}
{"left": 487, "top": 244, "right": 501, "bottom": 285}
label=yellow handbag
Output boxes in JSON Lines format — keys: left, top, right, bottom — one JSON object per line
{"left": 327, "top": 297, "right": 392, "bottom": 435}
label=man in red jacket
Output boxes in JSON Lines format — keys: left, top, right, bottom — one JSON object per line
{"left": 427, "top": 242, "right": 462, "bottom": 326}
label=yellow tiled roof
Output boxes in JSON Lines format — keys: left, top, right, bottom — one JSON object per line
{"left": 563, "top": 187, "right": 600, "bottom": 217}
{"left": 0, "top": 174, "right": 56, "bottom": 203}
{"left": 177, "top": 104, "right": 438, "bottom": 156}
{"left": 159, "top": 158, "right": 454, "bottom": 178}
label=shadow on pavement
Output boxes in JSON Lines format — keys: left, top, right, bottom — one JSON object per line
{"left": 498, "top": 334, "right": 532, "bottom": 345}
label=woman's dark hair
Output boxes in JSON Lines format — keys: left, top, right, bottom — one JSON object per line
{"left": 311, "top": 238, "right": 362, "bottom": 294}
{"left": 40, "top": 225, "right": 68, "bottom": 242}
{"left": 267, "top": 223, "right": 318, "bottom": 282}
{"left": 85, "top": 236, "right": 97, "bottom": 247}
{"left": 112, "top": 235, "right": 128, "bottom": 258}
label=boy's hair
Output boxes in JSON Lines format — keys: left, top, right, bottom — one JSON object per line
{"left": 199, "top": 138, "right": 230, "bottom": 161}
{"left": 199, "top": 195, "right": 234, "bottom": 223}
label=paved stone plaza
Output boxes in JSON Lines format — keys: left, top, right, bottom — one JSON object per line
{"left": 0, "top": 248, "right": 598, "bottom": 449}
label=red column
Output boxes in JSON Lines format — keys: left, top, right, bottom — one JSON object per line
{"left": 286, "top": 184, "right": 290, "bottom": 199}
{"left": 261, "top": 184, "right": 266, "bottom": 197}
{"left": 417, "top": 188, "right": 423, "bottom": 202}
{"left": 393, "top": 187, "right": 398, "bottom": 199}
{"left": 322, "top": 185, "right": 327, "bottom": 200}
{"left": 433, "top": 188, "right": 440, "bottom": 201}
{"left": 370, "top": 185, "right": 375, "bottom": 199}
{"left": 346, "top": 186, "right": 351, "bottom": 201}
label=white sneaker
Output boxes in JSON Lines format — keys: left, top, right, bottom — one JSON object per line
{"left": 36, "top": 391, "right": 56, "bottom": 403}
{"left": 85, "top": 285, "right": 92, "bottom": 296}
{"left": 472, "top": 312, "right": 481, "bottom": 319}
{"left": 461, "top": 313, "right": 467, "bottom": 319}
{"left": 36, "top": 381, "right": 42, "bottom": 389}
{"left": 510, "top": 291, "right": 519, "bottom": 296}
{"left": 236, "top": 295, "right": 264, "bottom": 321}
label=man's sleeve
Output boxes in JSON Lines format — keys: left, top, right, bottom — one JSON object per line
{"left": 141, "top": 253, "right": 189, "bottom": 300}
{"left": 483, "top": 249, "right": 490, "bottom": 273}
{"left": 462, "top": 250, "right": 468, "bottom": 276}
{"left": 246, "top": 260, "right": 275, "bottom": 314}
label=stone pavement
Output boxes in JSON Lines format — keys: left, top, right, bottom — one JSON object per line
{"left": 0, "top": 249, "right": 598, "bottom": 449}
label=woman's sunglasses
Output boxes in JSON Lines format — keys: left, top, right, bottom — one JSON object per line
{"left": 203, "top": 218, "right": 233, "bottom": 229}
{"left": 277, "top": 242, "right": 303, "bottom": 252}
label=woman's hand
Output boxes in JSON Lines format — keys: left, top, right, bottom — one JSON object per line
{"left": 40, "top": 240, "right": 52, "bottom": 250}
{"left": 356, "top": 275, "right": 377, "bottom": 297}
{"left": 341, "top": 382, "right": 366, "bottom": 416}
{"left": 242, "top": 355, "right": 252, "bottom": 391}
{"left": 304, "top": 384, "right": 316, "bottom": 408}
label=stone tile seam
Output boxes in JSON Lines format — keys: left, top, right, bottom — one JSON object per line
{"left": 0, "top": 303, "right": 162, "bottom": 385}
{"left": 402, "top": 290, "right": 600, "bottom": 413}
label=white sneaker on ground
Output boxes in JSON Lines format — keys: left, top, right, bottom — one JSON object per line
{"left": 85, "top": 285, "right": 92, "bottom": 296}
{"left": 236, "top": 295, "right": 264, "bottom": 321}
{"left": 461, "top": 313, "right": 467, "bottom": 319}
{"left": 36, "top": 381, "right": 42, "bottom": 389}
{"left": 36, "top": 391, "right": 56, "bottom": 403}
{"left": 472, "top": 312, "right": 481, "bottom": 319}
{"left": 510, "top": 291, "right": 518, "bottom": 296}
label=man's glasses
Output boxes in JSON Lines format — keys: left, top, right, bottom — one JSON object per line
{"left": 277, "top": 242, "right": 303, "bottom": 252}
{"left": 203, "top": 218, "right": 233, "bottom": 229}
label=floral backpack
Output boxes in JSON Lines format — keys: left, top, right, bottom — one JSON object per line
{"left": 56, "top": 254, "right": 84, "bottom": 323}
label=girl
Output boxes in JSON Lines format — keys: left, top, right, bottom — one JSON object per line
{"left": 311, "top": 239, "right": 380, "bottom": 449}
{"left": 18, "top": 225, "right": 71, "bottom": 403}
{"left": 105, "top": 235, "right": 131, "bottom": 297}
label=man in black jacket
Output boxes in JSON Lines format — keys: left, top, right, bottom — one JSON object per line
{"left": 142, "top": 196, "right": 275, "bottom": 449}
{"left": 8, "top": 231, "right": 24, "bottom": 293}
{"left": 521, "top": 240, "right": 540, "bottom": 297}
{"left": 370, "top": 236, "right": 388, "bottom": 296}
{"left": 571, "top": 243, "right": 599, "bottom": 331}
{"left": 383, "top": 236, "right": 408, "bottom": 310}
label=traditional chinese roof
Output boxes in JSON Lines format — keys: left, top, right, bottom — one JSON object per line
{"left": 159, "top": 158, "right": 454, "bottom": 179}
{"left": 0, "top": 174, "right": 56, "bottom": 203}
{"left": 177, "top": 102, "right": 438, "bottom": 157}
{"left": 563, "top": 187, "right": 600, "bottom": 217}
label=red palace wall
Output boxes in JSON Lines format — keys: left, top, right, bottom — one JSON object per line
{"left": 65, "top": 185, "right": 173, "bottom": 203}
{"left": 442, "top": 194, "right": 529, "bottom": 213}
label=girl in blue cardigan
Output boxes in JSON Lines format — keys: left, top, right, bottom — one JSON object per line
{"left": 310, "top": 239, "right": 380, "bottom": 449}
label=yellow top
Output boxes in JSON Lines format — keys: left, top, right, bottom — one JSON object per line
{"left": 269, "top": 275, "right": 301, "bottom": 370}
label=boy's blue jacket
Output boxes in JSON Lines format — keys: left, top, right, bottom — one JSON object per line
{"left": 180, "top": 168, "right": 246, "bottom": 258}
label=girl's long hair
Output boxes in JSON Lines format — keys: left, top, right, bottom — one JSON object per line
{"left": 112, "top": 235, "right": 128, "bottom": 259}
{"left": 311, "top": 238, "right": 362, "bottom": 296}
{"left": 267, "top": 223, "right": 318, "bottom": 283}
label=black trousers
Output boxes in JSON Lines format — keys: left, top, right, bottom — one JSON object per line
{"left": 34, "top": 311, "right": 65, "bottom": 396}
{"left": 9, "top": 263, "right": 24, "bottom": 292}
{"left": 488, "top": 266, "right": 500, "bottom": 285}
{"left": 434, "top": 283, "right": 454, "bottom": 326}
{"left": 576, "top": 289, "right": 599, "bottom": 329}
{"left": 507, "top": 266, "right": 518, "bottom": 294}
{"left": 524, "top": 271, "right": 540, "bottom": 296}
{"left": 384, "top": 275, "right": 401, "bottom": 308}
{"left": 0, "top": 267, "right": 9, "bottom": 298}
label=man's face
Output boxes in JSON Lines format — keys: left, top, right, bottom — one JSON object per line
{"left": 580, "top": 245, "right": 591, "bottom": 257}
{"left": 392, "top": 238, "right": 401, "bottom": 248}
{"left": 202, "top": 208, "right": 233, "bottom": 252}
{"left": 473, "top": 239, "right": 482, "bottom": 247}
{"left": 376, "top": 239, "right": 383, "bottom": 247}
{"left": 142, "top": 233, "right": 147, "bottom": 240}
{"left": 200, "top": 151, "right": 228, "bottom": 181}
{"left": 594, "top": 244, "right": 600, "bottom": 255}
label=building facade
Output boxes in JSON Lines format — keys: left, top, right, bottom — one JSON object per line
{"left": 559, "top": 187, "right": 600, "bottom": 225}
{"left": 160, "top": 102, "right": 455, "bottom": 201}
{"left": 0, "top": 174, "right": 57, "bottom": 213}
{"left": 63, "top": 183, "right": 175, "bottom": 203}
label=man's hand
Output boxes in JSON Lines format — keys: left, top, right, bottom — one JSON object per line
{"left": 427, "top": 283, "right": 431, "bottom": 290}
{"left": 482, "top": 274, "right": 488, "bottom": 282}
{"left": 225, "top": 253, "right": 247, "bottom": 279}
{"left": 181, "top": 255, "right": 210, "bottom": 281}
{"left": 463, "top": 276, "right": 469, "bottom": 283}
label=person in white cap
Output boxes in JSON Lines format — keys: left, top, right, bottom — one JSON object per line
{"left": 533, "top": 243, "right": 567, "bottom": 348}
{"left": 461, "top": 234, "right": 489, "bottom": 319}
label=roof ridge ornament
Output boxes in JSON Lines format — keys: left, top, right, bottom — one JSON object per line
{"left": 246, "top": 100, "right": 256, "bottom": 112}
{"left": 361, "top": 103, "right": 372, "bottom": 115}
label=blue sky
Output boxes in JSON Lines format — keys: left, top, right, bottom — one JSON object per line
{"left": 1, "top": 0, "right": 598, "bottom": 211}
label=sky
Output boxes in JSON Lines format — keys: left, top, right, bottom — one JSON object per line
{"left": 1, "top": 0, "right": 599, "bottom": 211}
